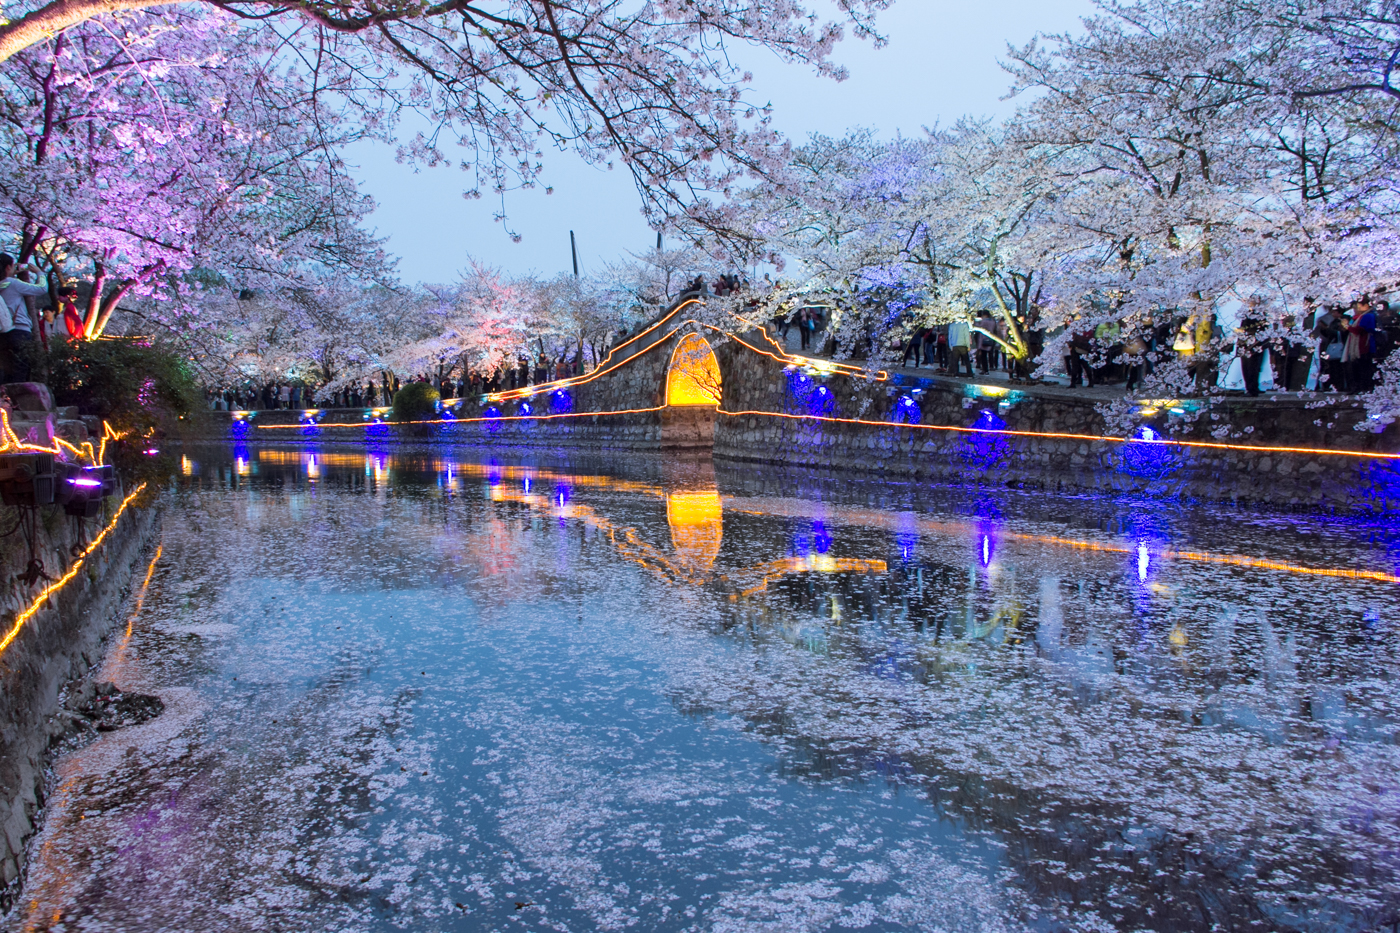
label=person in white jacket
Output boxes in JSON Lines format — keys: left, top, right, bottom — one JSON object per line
{"left": 0, "top": 253, "right": 48, "bottom": 383}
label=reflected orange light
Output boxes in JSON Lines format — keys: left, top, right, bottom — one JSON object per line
{"left": 734, "top": 555, "right": 888, "bottom": 599}
{"left": 667, "top": 490, "right": 723, "bottom": 569}
{"left": 109, "top": 544, "right": 161, "bottom": 674}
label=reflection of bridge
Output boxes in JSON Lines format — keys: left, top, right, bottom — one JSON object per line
{"left": 233, "top": 449, "right": 1400, "bottom": 588}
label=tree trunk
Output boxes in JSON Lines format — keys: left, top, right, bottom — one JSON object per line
{"left": 0, "top": 0, "right": 178, "bottom": 63}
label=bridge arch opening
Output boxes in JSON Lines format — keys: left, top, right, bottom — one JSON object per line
{"left": 666, "top": 333, "right": 722, "bottom": 407}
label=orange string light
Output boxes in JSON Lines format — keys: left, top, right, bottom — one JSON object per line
{"left": 257, "top": 406, "right": 669, "bottom": 430}
{"left": 0, "top": 483, "right": 149, "bottom": 657}
{"left": 716, "top": 408, "right": 1400, "bottom": 461}
{"left": 0, "top": 408, "right": 124, "bottom": 466}
{"left": 258, "top": 401, "right": 1400, "bottom": 461}
{"left": 484, "top": 298, "right": 888, "bottom": 404}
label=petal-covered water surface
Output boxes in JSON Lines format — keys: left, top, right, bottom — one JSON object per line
{"left": 9, "top": 445, "right": 1400, "bottom": 933}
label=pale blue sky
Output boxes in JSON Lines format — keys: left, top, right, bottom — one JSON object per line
{"left": 348, "top": 0, "right": 1098, "bottom": 285}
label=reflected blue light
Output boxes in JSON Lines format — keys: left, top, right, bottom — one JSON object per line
{"left": 554, "top": 485, "right": 571, "bottom": 508}
{"left": 896, "top": 533, "right": 917, "bottom": 562}
{"left": 1137, "top": 542, "right": 1150, "bottom": 581}
{"left": 896, "top": 511, "right": 919, "bottom": 562}
{"left": 981, "top": 534, "right": 992, "bottom": 566}
{"left": 523, "top": 477, "right": 532, "bottom": 494}
{"left": 813, "top": 520, "right": 831, "bottom": 554}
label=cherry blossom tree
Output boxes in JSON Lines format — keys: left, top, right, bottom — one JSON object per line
{"left": 738, "top": 125, "right": 1057, "bottom": 367}
{"left": 0, "top": 0, "right": 893, "bottom": 244}
{"left": 0, "top": 7, "right": 385, "bottom": 339}
{"left": 1002, "top": 0, "right": 1400, "bottom": 415}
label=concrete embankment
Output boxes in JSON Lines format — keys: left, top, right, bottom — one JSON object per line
{"left": 0, "top": 490, "right": 159, "bottom": 910}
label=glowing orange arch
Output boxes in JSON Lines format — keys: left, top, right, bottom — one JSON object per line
{"left": 666, "top": 333, "right": 722, "bottom": 406}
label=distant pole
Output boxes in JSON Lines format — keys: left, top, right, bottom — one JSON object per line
{"left": 656, "top": 232, "right": 662, "bottom": 251}
{"left": 570, "top": 230, "right": 579, "bottom": 277}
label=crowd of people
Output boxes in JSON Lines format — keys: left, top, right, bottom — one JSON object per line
{"left": 895, "top": 295, "right": 1400, "bottom": 396}
{"left": 206, "top": 352, "right": 596, "bottom": 411}
{"left": 900, "top": 313, "right": 1044, "bottom": 382}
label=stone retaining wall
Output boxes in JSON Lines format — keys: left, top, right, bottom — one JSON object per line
{"left": 0, "top": 492, "right": 160, "bottom": 909}
{"left": 709, "top": 340, "right": 1400, "bottom": 513}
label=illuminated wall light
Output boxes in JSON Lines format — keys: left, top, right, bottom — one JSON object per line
{"left": 892, "top": 395, "right": 921, "bottom": 425}
{"left": 551, "top": 389, "right": 574, "bottom": 413}
{"left": 1120, "top": 424, "right": 1181, "bottom": 477}
{"left": 804, "top": 383, "right": 835, "bottom": 417}
{"left": 519, "top": 402, "right": 533, "bottom": 417}
{"left": 960, "top": 409, "right": 1011, "bottom": 469}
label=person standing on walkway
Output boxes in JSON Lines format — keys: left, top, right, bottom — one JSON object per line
{"left": 946, "top": 318, "right": 974, "bottom": 376}
{"left": 902, "top": 328, "right": 925, "bottom": 368}
{"left": 1066, "top": 327, "right": 1095, "bottom": 388}
{"left": 1345, "top": 298, "right": 1378, "bottom": 393}
{"left": 1313, "top": 305, "right": 1347, "bottom": 391}
{"left": 974, "top": 313, "right": 996, "bottom": 374}
{"left": 0, "top": 254, "right": 48, "bottom": 383}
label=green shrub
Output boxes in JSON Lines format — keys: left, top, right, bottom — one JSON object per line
{"left": 392, "top": 382, "right": 440, "bottom": 422}
{"left": 41, "top": 336, "right": 207, "bottom": 483}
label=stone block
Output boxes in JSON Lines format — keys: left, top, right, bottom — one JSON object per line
{"left": 8, "top": 413, "right": 54, "bottom": 447}
{"left": 56, "top": 420, "right": 89, "bottom": 444}
{"left": 3, "top": 382, "right": 53, "bottom": 413}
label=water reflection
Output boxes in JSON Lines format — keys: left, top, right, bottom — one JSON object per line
{"left": 14, "top": 444, "right": 1400, "bottom": 933}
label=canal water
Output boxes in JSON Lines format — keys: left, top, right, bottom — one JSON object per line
{"left": 7, "top": 444, "right": 1399, "bottom": 933}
